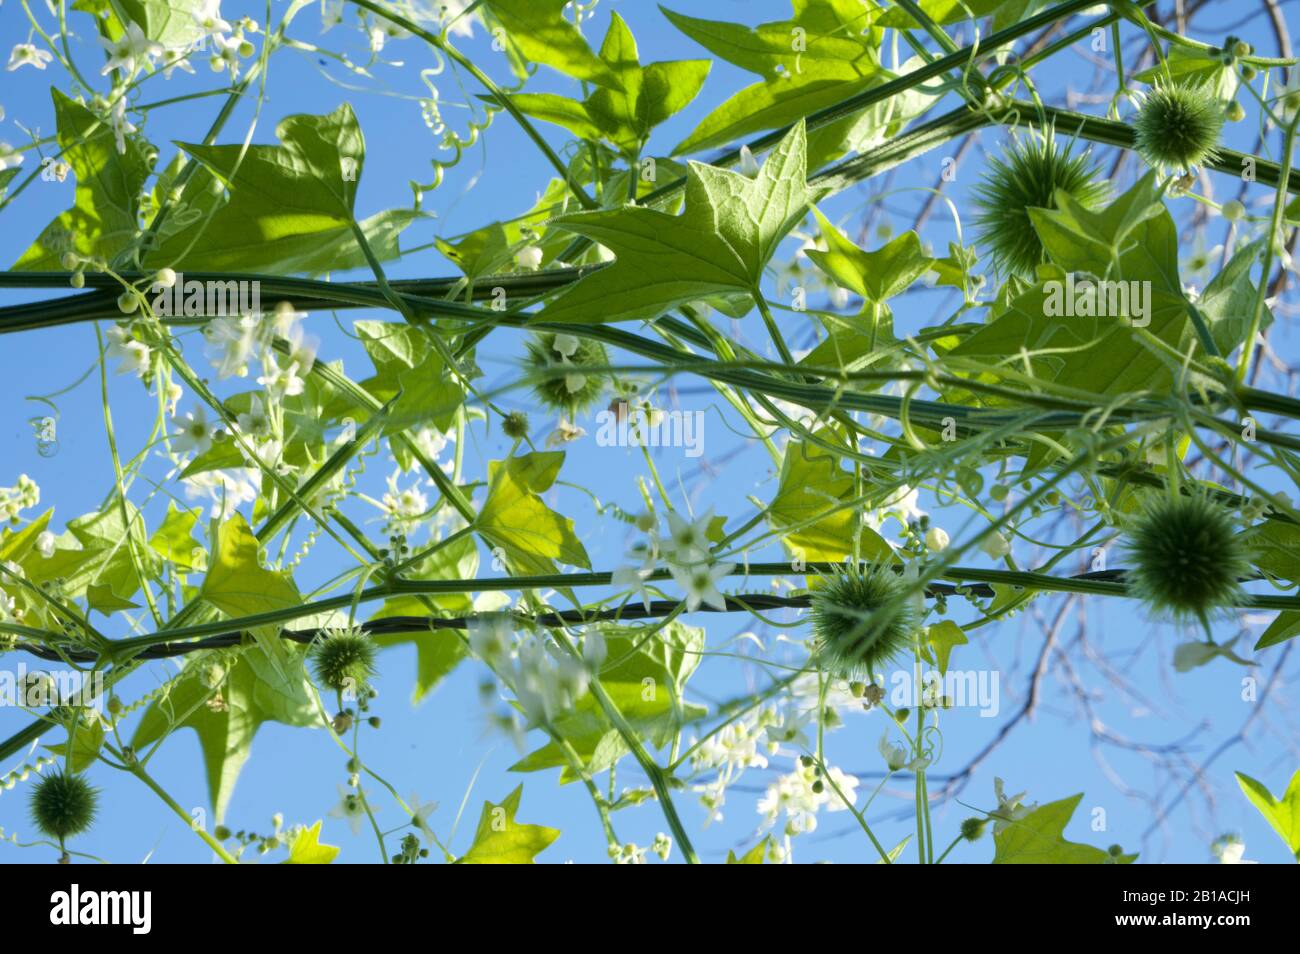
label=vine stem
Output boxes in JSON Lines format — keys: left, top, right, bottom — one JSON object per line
{"left": 121, "top": 757, "right": 239, "bottom": 864}
{"left": 1236, "top": 114, "right": 1298, "bottom": 383}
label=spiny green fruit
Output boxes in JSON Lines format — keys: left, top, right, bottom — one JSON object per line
{"left": 30, "top": 771, "right": 98, "bottom": 844}
{"left": 502, "top": 410, "right": 530, "bottom": 440}
{"left": 524, "top": 333, "right": 607, "bottom": 416}
{"left": 310, "top": 631, "right": 377, "bottom": 693}
{"left": 810, "top": 564, "right": 917, "bottom": 677}
{"left": 972, "top": 130, "right": 1108, "bottom": 277}
{"left": 960, "top": 816, "right": 988, "bottom": 841}
{"left": 1133, "top": 82, "right": 1224, "bottom": 172}
{"left": 1125, "top": 495, "right": 1250, "bottom": 620}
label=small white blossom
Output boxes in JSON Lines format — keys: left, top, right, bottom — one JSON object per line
{"left": 668, "top": 560, "right": 733, "bottom": 612}
{"left": 7, "top": 44, "right": 53, "bottom": 71}
{"left": 99, "top": 21, "right": 162, "bottom": 77}
{"left": 36, "top": 531, "right": 56, "bottom": 559}
{"left": 172, "top": 406, "right": 215, "bottom": 455}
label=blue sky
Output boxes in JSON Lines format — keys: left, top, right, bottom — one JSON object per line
{"left": 1, "top": 0, "right": 1298, "bottom": 864}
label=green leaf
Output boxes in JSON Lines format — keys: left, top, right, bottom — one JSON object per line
{"left": 132, "top": 644, "right": 320, "bottom": 819}
{"left": 1240, "top": 519, "right": 1300, "bottom": 584}
{"left": 508, "top": 13, "right": 709, "bottom": 159}
{"left": 806, "top": 208, "right": 934, "bottom": 301}
{"left": 537, "top": 120, "right": 813, "bottom": 325}
{"left": 26, "top": 505, "right": 154, "bottom": 612}
{"left": 370, "top": 533, "right": 477, "bottom": 702}
{"left": 142, "top": 104, "right": 421, "bottom": 275}
{"left": 456, "top": 785, "right": 559, "bottom": 863}
{"left": 992, "top": 794, "right": 1131, "bottom": 863}
{"left": 662, "top": 3, "right": 884, "bottom": 156}
{"left": 768, "top": 439, "right": 892, "bottom": 562}
{"left": 14, "top": 90, "right": 153, "bottom": 270}
{"left": 86, "top": 583, "right": 139, "bottom": 615}
{"left": 873, "top": 0, "right": 1009, "bottom": 27}
{"left": 148, "top": 501, "right": 203, "bottom": 572}
{"left": 1235, "top": 769, "right": 1300, "bottom": 860}
{"left": 511, "top": 622, "right": 706, "bottom": 779}
{"left": 201, "top": 512, "right": 301, "bottom": 620}
{"left": 726, "top": 837, "right": 771, "bottom": 863}
{"left": 435, "top": 178, "right": 578, "bottom": 281}
{"left": 476, "top": 452, "right": 591, "bottom": 575}
{"left": 1256, "top": 610, "right": 1300, "bottom": 651}
{"left": 482, "top": 0, "right": 621, "bottom": 88}
{"left": 283, "top": 821, "right": 340, "bottom": 864}
{"left": 119, "top": 0, "right": 204, "bottom": 49}
{"left": 926, "top": 620, "right": 967, "bottom": 675}
{"left": 45, "top": 719, "right": 105, "bottom": 773}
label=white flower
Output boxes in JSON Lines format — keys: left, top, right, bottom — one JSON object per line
{"left": 582, "top": 630, "right": 606, "bottom": 670}
{"left": 173, "top": 406, "right": 215, "bottom": 455}
{"left": 545, "top": 418, "right": 586, "bottom": 447}
{"left": 282, "top": 321, "right": 318, "bottom": 375}
{"left": 979, "top": 530, "right": 1010, "bottom": 559}
{"left": 410, "top": 426, "right": 452, "bottom": 471}
{"left": 757, "top": 761, "right": 858, "bottom": 834}
{"left": 408, "top": 793, "right": 438, "bottom": 846}
{"left": 991, "top": 777, "right": 1036, "bottom": 833}
{"left": 652, "top": 833, "right": 672, "bottom": 861}
{"left": 467, "top": 614, "right": 512, "bottom": 666}
{"left": 1276, "top": 70, "right": 1300, "bottom": 126}
{"left": 209, "top": 31, "right": 242, "bottom": 74}
{"left": 516, "top": 245, "right": 544, "bottom": 270}
{"left": 611, "top": 560, "right": 656, "bottom": 613}
{"left": 668, "top": 560, "right": 733, "bottom": 612}
{"left": 160, "top": 48, "right": 195, "bottom": 79}
{"left": 236, "top": 395, "right": 272, "bottom": 438}
{"left": 114, "top": 340, "right": 152, "bottom": 377}
{"left": 924, "top": 526, "right": 949, "bottom": 552}
{"left": 320, "top": 0, "right": 344, "bottom": 32}
{"left": 257, "top": 359, "right": 306, "bottom": 399}
{"left": 107, "top": 97, "right": 137, "bottom": 155}
{"left": 552, "top": 334, "right": 579, "bottom": 358}
{"left": 106, "top": 325, "right": 151, "bottom": 378}
{"left": 1211, "top": 835, "right": 1256, "bottom": 864}
{"left": 35, "top": 531, "right": 56, "bottom": 558}
{"left": 663, "top": 507, "right": 715, "bottom": 565}
{"left": 183, "top": 469, "right": 258, "bottom": 519}
{"left": 7, "top": 43, "right": 53, "bottom": 71}
{"left": 204, "top": 314, "right": 259, "bottom": 379}
{"left": 0, "top": 143, "right": 23, "bottom": 173}
{"left": 192, "top": 0, "right": 232, "bottom": 37}
{"left": 691, "top": 717, "right": 769, "bottom": 774}
{"left": 511, "top": 637, "right": 589, "bottom": 724}
{"left": 99, "top": 21, "right": 162, "bottom": 77}
{"left": 382, "top": 471, "right": 429, "bottom": 526}
{"left": 879, "top": 731, "right": 928, "bottom": 772}
{"left": 328, "top": 784, "right": 370, "bottom": 836}
{"left": 737, "top": 144, "right": 761, "bottom": 178}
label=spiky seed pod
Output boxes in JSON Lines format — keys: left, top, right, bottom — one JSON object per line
{"left": 310, "top": 631, "right": 377, "bottom": 694}
{"left": 1125, "top": 495, "right": 1250, "bottom": 620}
{"left": 972, "top": 130, "right": 1108, "bottom": 278}
{"left": 30, "top": 771, "right": 98, "bottom": 844}
{"left": 524, "top": 333, "right": 607, "bottom": 416}
{"left": 502, "top": 410, "right": 530, "bottom": 440}
{"left": 1132, "top": 82, "right": 1224, "bottom": 173}
{"left": 960, "top": 817, "right": 988, "bottom": 841}
{"left": 810, "top": 563, "right": 917, "bottom": 677}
